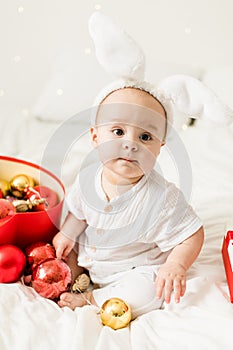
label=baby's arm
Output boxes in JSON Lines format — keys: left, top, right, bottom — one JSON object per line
{"left": 53, "top": 212, "right": 87, "bottom": 260}
{"left": 155, "top": 226, "right": 204, "bottom": 304}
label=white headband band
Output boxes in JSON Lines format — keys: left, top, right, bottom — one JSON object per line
{"left": 89, "top": 12, "right": 233, "bottom": 127}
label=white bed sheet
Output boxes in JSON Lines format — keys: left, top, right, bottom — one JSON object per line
{"left": 1, "top": 116, "right": 233, "bottom": 349}
{"left": 0, "top": 271, "right": 232, "bottom": 350}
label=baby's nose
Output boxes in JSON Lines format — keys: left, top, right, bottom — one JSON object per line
{"left": 122, "top": 139, "right": 138, "bottom": 152}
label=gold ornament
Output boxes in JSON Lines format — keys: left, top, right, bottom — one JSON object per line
{"left": 10, "top": 174, "right": 35, "bottom": 198}
{"left": 100, "top": 298, "right": 132, "bottom": 330}
{"left": 72, "top": 273, "right": 90, "bottom": 292}
{"left": 0, "top": 179, "right": 10, "bottom": 197}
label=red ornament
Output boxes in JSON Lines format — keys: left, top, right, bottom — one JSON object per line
{"left": 0, "top": 244, "right": 26, "bottom": 283}
{"left": 31, "top": 258, "right": 72, "bottom": 300}
{"left": 25, "top": 242, "right": 56, "bottom": 272}
{"left": 0, "top": 199, "right": 16, "bottom": 219}
{"left": 33, "top": 185, "right": 58, "bottom": 210}
{"left": 24, "top": 187, "right": 46, "bottom": 211}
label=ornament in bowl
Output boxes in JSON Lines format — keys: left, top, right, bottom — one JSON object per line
{"left": 0, "top": 156, "right": 65, "bottom": 249}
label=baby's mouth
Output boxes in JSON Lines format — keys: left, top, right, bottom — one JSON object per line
{"left": 118, "top": 157, "right": 137, "bottom": 163}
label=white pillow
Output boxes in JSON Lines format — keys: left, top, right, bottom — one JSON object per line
{"left": 202, "top": 66, "right": 233, "bottom": 110}
{"left": 32, "top": 48, "right": 111, "bottom": 123}
{"left": 32, "top": 48, "right": 202, "bottom": 129}
{"left": 145, "top": 59, "right": 202, "bottom": 85}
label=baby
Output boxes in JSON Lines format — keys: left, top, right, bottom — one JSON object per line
{"left": 53, "top": 86, "right": 204, "bottom": 318}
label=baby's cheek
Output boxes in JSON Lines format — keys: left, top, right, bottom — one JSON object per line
{"left": 141, "top": 158, "right": 156, "bottom": 174}
{"left": 97, "top": 141, "right": 121, "bottom": 163}
{"left": 139, "top": 148, "right": 158, "bottom": 173}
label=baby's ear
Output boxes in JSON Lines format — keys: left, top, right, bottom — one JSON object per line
{"left": 90, "top": 127, "right": 98, "bottom": 147}
{"left": 161, "top": 141, "right": 166, "bottom": 147}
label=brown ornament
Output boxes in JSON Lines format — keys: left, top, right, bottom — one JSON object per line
{"left": 72, "top": 273, "right": 90, "bottom": 293}
{"left": 13, "top": 198, "right": 46, "bottom": 212}
{"left": 100, "top": 297, "right": 132, "bottom": 330}
{"left": 10, "top": 174, "right": 35, "bottom": 198}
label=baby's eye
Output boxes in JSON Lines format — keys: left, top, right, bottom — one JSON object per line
{"left": 112, "top": 128, "right": 124, "bottom": 136}
{"left": 139, "top": 133, "right": 152, "bottom": 141}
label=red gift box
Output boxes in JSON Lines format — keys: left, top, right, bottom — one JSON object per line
{"left": 0, "top": 156, "right": 65, "bottom": 249}
{"left": 222, "top": 230, "right": 233, "bottom": 302}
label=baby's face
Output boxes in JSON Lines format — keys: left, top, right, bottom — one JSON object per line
{"left": 91, "top": 88, "right": 166, "bottom": 184}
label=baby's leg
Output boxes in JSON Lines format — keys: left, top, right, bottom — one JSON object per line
{"left": 58, "top": 267, "right": 163, "bottom": 318}
{"left": 93, "top": 267, "right": 163, "bottom": 319}
{"left": 66, "top": 248, "right": 84, "bottom": 283}
{"left": 59, "top": 247, "right": 95, "bottom": 309}
{"left": 58, "top": 290, "right": 97, "bottom": 309}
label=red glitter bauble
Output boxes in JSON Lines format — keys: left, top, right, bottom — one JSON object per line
{"left": 32, "top": 258, "right": 72, "bottom": 300}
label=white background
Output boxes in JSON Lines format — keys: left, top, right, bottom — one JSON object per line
{"left": 1, "top": 0, "right": 233, "bottom": 121}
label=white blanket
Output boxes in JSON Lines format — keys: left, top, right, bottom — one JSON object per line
{"left": 1, "top": 117, "right": 233, "bottom": 349}
{"left": 0, "top": 272, "right": 232, "bottom": 349}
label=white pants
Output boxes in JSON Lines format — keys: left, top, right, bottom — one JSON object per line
{"left": 92, "top": 266, "right": 164, "bottom": 319}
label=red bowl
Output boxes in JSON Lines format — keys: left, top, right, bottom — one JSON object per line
{"left": 0, "top": 156, "right": 65, "bottom": 249}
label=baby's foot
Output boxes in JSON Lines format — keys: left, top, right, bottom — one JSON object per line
{"left": 58, "top": 291, "right": 95, "bottom": 310}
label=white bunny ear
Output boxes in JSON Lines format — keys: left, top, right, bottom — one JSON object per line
{"left": 88, "top": 12, "right": 145, "bottom": 81}
{"left": 89, "top": 13, "right": 233, "bottom": 127}
{"left": 156, "top": 75, "right": 233, "bottom": 125}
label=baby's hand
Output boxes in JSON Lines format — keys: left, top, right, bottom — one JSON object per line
{"left": 52, "top": 232, "right": 75, "bottom": 260}
{"left": 155, "top": 261, "right": 186, "bottom": 304}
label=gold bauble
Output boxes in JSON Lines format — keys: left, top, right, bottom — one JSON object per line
{"left": 10, "top": 174, "right": 35, "bottom": 198}
{"left": 100, "top": 298, "right": 132, "bottom": 330}
{"left": 0, "top": 179, "right": 10, "bottom": 197}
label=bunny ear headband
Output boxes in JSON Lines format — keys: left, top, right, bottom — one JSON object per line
{"left": 89, "top": 11, "right": 233, "bottom": 129}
